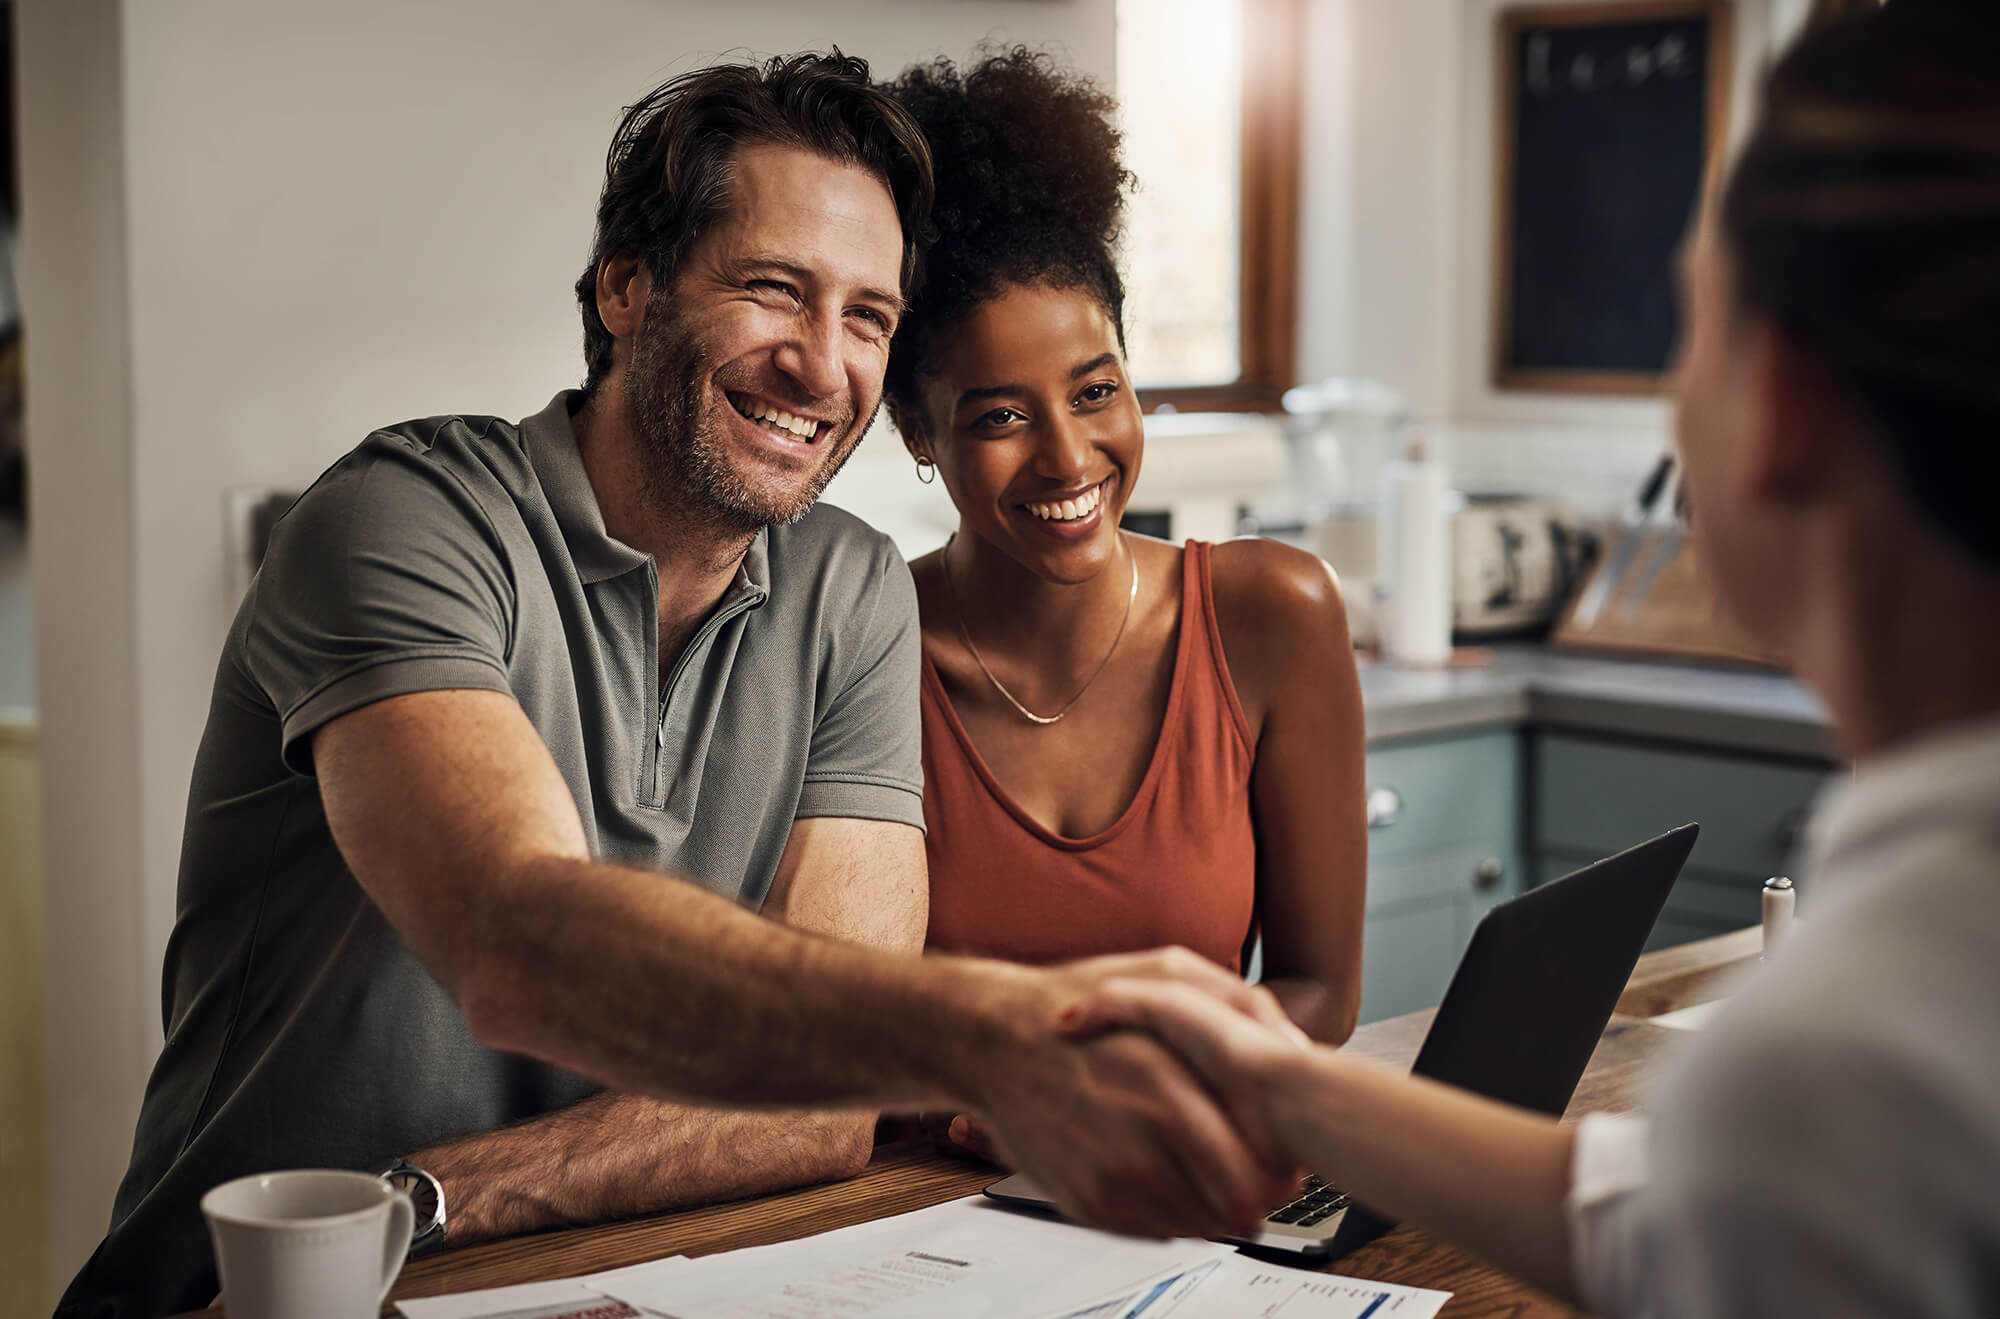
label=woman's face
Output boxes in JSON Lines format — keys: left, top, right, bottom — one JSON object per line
{"left": 910, "top": 282, "right": 1143, "bottom": 585}
{"left": 1670, "top": 216, "right": 1798, "bottom": 653}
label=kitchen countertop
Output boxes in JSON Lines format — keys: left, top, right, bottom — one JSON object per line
{"left": 1359, "top": 644, "right": 1835, "bottom": 761}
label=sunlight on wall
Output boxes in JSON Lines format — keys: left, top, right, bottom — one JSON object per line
{"left": 1117, "top": 0, "right": 1242, "bottom": 387}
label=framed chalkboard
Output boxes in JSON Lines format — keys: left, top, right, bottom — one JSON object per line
{"left": 1492, "top": 2, "right": 1732, "bottom": 394}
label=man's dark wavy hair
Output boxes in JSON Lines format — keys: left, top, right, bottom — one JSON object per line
{"left": 879, "top": 47, "right": 1134, "bottom": 438}
{"left": 575, "top": 51, "right": 934, "bottom": 400}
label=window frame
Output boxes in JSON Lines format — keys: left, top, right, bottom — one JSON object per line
{"left": 1131, "top": 0, "right": 1305, "bottom": 415}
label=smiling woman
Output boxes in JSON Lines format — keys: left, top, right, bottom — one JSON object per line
{"left": 876, "top": 50, "right": 1369, "bottom": 1104}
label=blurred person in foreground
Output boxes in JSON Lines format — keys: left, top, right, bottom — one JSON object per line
{"left": 1069, "top": 3, "right": 2000, "bottom": 1314}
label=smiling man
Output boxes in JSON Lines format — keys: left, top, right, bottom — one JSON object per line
{"left": 59, "top": 54, "right": 1299, "bottom": 1319}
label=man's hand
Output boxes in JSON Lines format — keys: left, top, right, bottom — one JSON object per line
{"left": 944, "top": 1112, "right": 1000, "bottom": 1163}
{"left": 1059, "top": 973, "right": 1319, "bottom": 1168}
{"left": 947, "top": 947, "right": 1305, "bottom": 1240}
{"left": 943, "top": 953, "right": 1311, "bottom": 1172}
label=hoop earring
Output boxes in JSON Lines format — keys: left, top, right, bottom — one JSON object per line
{"left": 914, "top": 455, "right": 937, "bottom": 485}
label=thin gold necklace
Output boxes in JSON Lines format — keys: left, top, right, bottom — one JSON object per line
{"left": 941, "top": 532, "right": 1138, "bottom": 726}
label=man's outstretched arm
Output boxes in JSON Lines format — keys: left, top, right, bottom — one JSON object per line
{"left": 400, "top": 817, "right": 926, "bottom": 1245}
{"left": 313, "top": 688, "right": 1299, "bottom": 1240}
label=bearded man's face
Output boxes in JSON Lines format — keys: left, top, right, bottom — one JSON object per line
{"left": 621, "top": 143, "right": 907, "bottom": 530}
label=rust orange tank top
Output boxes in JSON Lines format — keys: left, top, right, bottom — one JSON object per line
{"left": 921, "top": 541, "right": 1257, "bottom": 971}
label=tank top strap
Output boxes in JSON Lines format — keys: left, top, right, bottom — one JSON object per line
{"left": 1182, "top": 540, "right": 1255, "bottom": 754}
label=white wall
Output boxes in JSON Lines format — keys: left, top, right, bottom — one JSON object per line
{"left": 1297, "top": 0, "right": 1806, "bottom": 514}
{"left": 25, "top": 0, "right": 1112, "bottom": 1299}
{"left": 19, "top": 0, "right": 148, "bottom": 1305}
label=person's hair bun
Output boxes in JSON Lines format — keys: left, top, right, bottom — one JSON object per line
{"left": 882, "top": 46, "right": 1134, "bottom": 428}
{"left": 894, "top": 46, "right": 1129, "bottom": 260}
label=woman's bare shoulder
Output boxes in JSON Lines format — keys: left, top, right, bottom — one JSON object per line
{"left": 1208, "top": 537, "right": 1350, "bottom": 636}
{"left": 1206, "top": 537, "right": 1357, "bottom": 709}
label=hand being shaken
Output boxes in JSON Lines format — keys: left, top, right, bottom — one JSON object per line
{"left": 941, "top": 1111, "right": 1000, "bottom": 1163}
{"left": 957, "top": 946, "right": 1308, "bottom": 1241}
{"left": 1058, "top": 968, "right": 1325, "bottom": 1178}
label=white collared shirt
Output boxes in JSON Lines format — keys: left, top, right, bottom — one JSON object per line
{"left": 1568, "top": 714, "right": 2000, "bottom": 1318}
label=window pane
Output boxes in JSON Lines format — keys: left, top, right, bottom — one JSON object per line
{"left": 1117, "top": 0, "right": 1243, "bottom": 389}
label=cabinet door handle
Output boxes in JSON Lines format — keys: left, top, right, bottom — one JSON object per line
{"left": 1366, "top": 787, "right": 1403, "bottom": 830}
{"left": 1473, "top": 857, "right": 1505, "bottom": 892}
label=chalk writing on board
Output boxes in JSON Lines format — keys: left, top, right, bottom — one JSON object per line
{"left": 1525, "top": 31, "right": 1693, "bottom": 94}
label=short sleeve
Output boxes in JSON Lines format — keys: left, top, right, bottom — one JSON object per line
{"left": 794, "top": 544, "right": 925, "bottom": 830}
{"left": 245, "top": 435, "right": 517, "bottom": 776}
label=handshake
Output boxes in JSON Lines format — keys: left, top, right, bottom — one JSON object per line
{"left": 935, "top": 947, "right": 1338, "bottom": 1242}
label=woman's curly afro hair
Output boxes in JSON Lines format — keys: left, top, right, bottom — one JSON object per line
{"left": 881, "top": 47, "right": 1135, "bottom": 436}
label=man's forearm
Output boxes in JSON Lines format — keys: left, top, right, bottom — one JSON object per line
{"left": 453, "top": 855, "right": 1027, "bottom": 1112}
{"left": 409, "top": 1091, "right": 876, "bottom": 1245}
{"left": 320, "top": 691, "right": 1307, "bottom": 1244}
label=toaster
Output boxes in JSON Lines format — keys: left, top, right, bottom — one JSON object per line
{"left": 1452, "top": 496, "right": 1586, "bottom": 639}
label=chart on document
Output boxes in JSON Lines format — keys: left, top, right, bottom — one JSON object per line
{"left": 1056, "top": 1254, "right": 1449, "bottom": 1319}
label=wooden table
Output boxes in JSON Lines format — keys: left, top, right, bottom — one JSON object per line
{"left": 188, "top": 927, "right": 1762, "bottom": 1319}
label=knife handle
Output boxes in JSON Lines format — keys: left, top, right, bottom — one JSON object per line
{"left": 1633, "top": 454, "right": 1674, "bottom": 521}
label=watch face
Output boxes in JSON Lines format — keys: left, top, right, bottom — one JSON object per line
{"left": 385, "top": 1167, "right": 442, "bottom": 1231}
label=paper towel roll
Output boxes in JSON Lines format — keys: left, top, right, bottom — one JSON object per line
{"left": 1377, "top": 457, "right": 1452, "bottom": 666}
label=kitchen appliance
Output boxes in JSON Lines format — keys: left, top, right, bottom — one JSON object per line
{"left": 1121, "top": 411, "right": 1288, "bottom": 544}
{"left": 1238, "top": 378, "right": 1411, "bottom": 648}
{"left": 1452, "top": 495, "right": 1585, "bottom": 639}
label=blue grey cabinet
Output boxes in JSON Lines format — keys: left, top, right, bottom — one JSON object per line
{"left": 1531, "top": 732, "right": 1833, "bottom": 951}
{"left": 1345, "top": 695, "right": 1834, "bottom": 1022}
{"left": 1359, "top": 729, "right": 1523, "bottom": 1023}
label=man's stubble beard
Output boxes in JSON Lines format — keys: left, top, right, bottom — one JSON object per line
{"left": 624, "top": 291, "right": 876, "bottom": 536}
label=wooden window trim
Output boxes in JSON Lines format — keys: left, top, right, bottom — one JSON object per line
{"left": 1136, "top": 0, "right": 1304, "bottom": 416}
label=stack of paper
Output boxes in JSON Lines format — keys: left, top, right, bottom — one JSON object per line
{"left": 396, "top": 1197, "right": 1451, "bottom": 1319}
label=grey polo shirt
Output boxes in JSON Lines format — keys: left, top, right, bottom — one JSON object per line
{"left": 60, "top": 392, "right": 924, "bottom": 1319}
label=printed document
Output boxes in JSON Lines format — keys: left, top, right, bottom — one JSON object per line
{"left": 396, "top": 1277, "right": 641, "bottom": 1319}
{"left": 396, "top": 1194, "right": 1452, "bottom": 1319}
{"left": 590, "top": 1196, "right": 1235, "bottom": 1319}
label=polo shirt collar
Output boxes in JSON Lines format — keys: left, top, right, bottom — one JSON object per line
{"left": 734, "top": 523, "right": 771, "bottom": 606}
{"left": 524, "top": 392, "right": 649, "bottom": 584}
{"left": 522, "top": 391, "right": 771, "bottom": 604}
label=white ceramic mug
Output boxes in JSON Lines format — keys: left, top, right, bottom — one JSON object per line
{"left": 202, "top": 1169, "right": 414, "bottom": 1319}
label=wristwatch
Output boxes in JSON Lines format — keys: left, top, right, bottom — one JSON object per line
{"left": 378, "top": 1159, "right": 447, "bottom": 1258}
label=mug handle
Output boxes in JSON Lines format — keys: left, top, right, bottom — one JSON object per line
{"left": 379, "top": 1190, "right": 416, "bottom": 1302}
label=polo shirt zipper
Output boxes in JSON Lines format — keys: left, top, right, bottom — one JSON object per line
{"left": 652, "top": 592, "right": 764, "bottom": 800}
